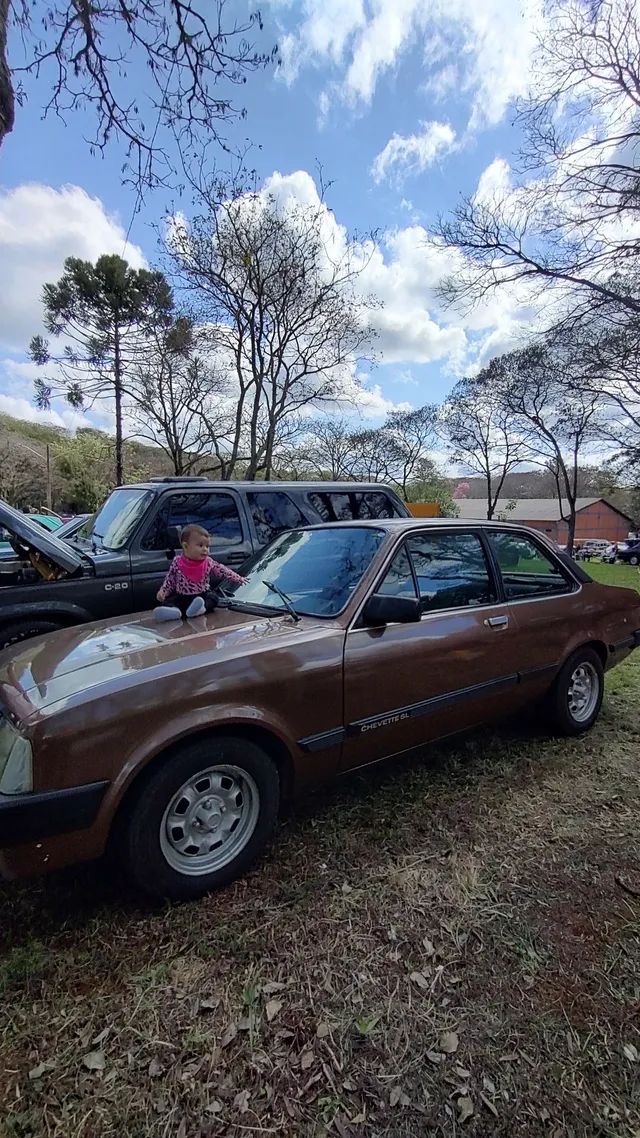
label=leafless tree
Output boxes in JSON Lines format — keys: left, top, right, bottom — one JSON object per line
{"left": 2, "top": 1, "right": 274, "bottom": 188}
{"left": 481, "top": 344, "right": 606, "bottom": 549}
{"left": 383, "top": 405, "right": 438, "bottom": 500}
{"left": 439, "top": 378, "right": 534, "bottom": 519}
{"left": 166, "top": 187, "right": 378, "bottom": 480}
{"left": 128, "top": 318, "right": 228, "bottom": 475}
{"left": 436, "top": 0, "right": 640, "bottom": 323}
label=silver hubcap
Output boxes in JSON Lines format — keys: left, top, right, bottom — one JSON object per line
{"left": 567, "top": 662, "right": 600, "bottom": 723}
{"left": 160, "top": 764, "right": 260, "bottom": 876}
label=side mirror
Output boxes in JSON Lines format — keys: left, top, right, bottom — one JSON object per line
{"left": 166, "top": 525, "right": 181, "bottom": 550}
{"left": 361, "top": 593, "right": 421, "bottom": 627}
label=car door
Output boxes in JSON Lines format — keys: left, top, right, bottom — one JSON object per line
{"left": 130, "top": 489, "right": 253, "bottom": 611}
{"left": 483, "top": 529, "right": 582, "bottom": 695}
{"left": 341, "top": 528, "right": 525, "bottom": 772}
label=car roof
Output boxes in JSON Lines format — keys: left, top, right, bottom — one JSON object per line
{"left": 300, "top": 517, "right": 545, "bottom": 532}
{"left": 132, "top": 479, "right": 402, "bottom": 494}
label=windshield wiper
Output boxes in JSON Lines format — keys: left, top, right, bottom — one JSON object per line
{"left": 263, "top": 580, "right": 301, "bottom": 622}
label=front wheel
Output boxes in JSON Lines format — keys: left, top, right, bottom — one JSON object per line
{"left": 629, "top": 554, "right": 639, "bottom": 566}
{"left": 118, "top": 736, "right": 280, "bottom": 900}
{"left": 0, "top": 619, "right": 67, "bottom": 651}
{"left": 546, "top": 647, "right": 604, "bottom": 736}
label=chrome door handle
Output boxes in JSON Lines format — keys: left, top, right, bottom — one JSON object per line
{"left": 484, "top": 615, "right": 509, "bottom": 629}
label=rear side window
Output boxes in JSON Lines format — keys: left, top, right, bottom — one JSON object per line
{"left": 407, "top": 532, "right": 496, "bottom": 612}
{"left": 307, "top": 490, "right": 400, "bottom": 522}
{"left": 141, "top": 493, "right": 244, "bottom": 550}
{"left": 247, "top": 492, "right": 307, "bottom": 546}
{"left": 487, "top": 532, "right": 574, "bottom": 599}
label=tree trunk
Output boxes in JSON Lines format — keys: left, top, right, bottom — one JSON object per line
{"left": 114, "top": 326, "right": 124, "bottom": 485}
{"left": 0, "top": 0, "right": 14, "bottom": 148}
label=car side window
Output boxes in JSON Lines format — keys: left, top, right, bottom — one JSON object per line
{"left": 487, "top": 531, "right": 574, "bottom": 599}
{"left": 377, "top": 544, "right": 417, "bottom": 598}
{"left": 407, "top": 532, "right": 497, "bottom": 612}
{"left": 307, "top": 491, "right": 398, "bottom": 521}
{"left": 247, "top": 492, "right": 307, "bottom": 546}
{"left": 141, "top": 493, "right": 244, "bottom": 551}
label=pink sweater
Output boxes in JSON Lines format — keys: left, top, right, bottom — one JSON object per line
{"left": 157, "top": 555, "right": 245, "bottom": 601}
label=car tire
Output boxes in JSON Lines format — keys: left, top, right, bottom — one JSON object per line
{"left": 117, "top": 735, "right": 281, "bottom": 901}
{"left": 0, "top": 619, "right": 67, "bottom": 651}
{"left": 546, "top": 647, "right": 604, "bottom": 736}
{"left": 629, "top": 554, "right": 639, "bottom": 566}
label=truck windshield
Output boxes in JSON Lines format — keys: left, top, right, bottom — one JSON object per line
{"left": 82, "top": 488, "right": 155, "bottom": 551}
{"left": 226, "top": 526, "right": 385, "bottom": 617}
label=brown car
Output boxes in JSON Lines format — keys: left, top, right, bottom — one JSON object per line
{"left": 1, "top": 519, "right": 638, "bottom": 900}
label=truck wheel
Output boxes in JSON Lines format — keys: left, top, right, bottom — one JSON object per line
{"left": 546, "top": 647, "right": 604, "bottom": 736}
{"left": 117, "top": 735, "right": 280, "bottom": 901}
{"left": 0, "top": 619, "right": 66, "bottom": 651}
{"left": 629, "top": 554, "right": 639, "bottom": 566}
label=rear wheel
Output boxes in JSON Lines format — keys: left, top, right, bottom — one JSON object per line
{"left": 546, "top": 647, "right": 604, "bottom": 735}
{"left": 0, "top": 619, "right": 66, "bottom": 651}
{"left": 629, "top": 554, "right": 639, "bottom": 566}
{"left": 117, "top": 735, "right": 280, "bottom": 901}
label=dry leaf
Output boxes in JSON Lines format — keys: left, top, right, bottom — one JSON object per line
{"left": 234, "top": 1090, "right": 251, "bottom": 1113}
{"left": 422, "top": 937, "right": 436, "bottom": 957}
{"left": 205, "top": 1100, "right": 223, "bottom": 1115}
{"left": 623, "top": 1043, "right": 639, "bottom": 1062}
{"left": 482, "top": 1075, "right": 496, "bottom": 1095}
{"left": 300, "top": 1050, "right": 314, "bottom": 1070}
{"left": 455, "top": 1065, "right": 471, "bottom": 1079}
{"left": 148, "top": 1058, "right": 163, "bottom": 1078}
{"left": 262, "top": 980, "right": 286, "bottom": 995}
{"left": 265, "top": 999, "right": 283, "bottom": 1022}
{"left": 198, "top": 997, "right": 218, "bottom": 1014}
{"left": 457, "top": 1095, "right": 474, "bottom": 1123}
{"left": 220, "top": 1023, "right": 238, "bottom": 1048}
{"left": 238, "top": 1016, "right": 253, "bottom": 1031}
{"left": 439, "top": 1031, "right": 459, "bottom": 1054}
{"left": 92, "top": 1027, "right": 110, "bottom": 1046}
{"left": 389, "top": 1086, "right": 403, "bottom": 1107}
{"left": 82, "top": 1050, "right": 106, "bottom": 1072}
{"left": 176, "top": 1120, "right": 187, "bottom": 1138}
{"left": 29, "top": 1060, "right": 55, "bottom": 1080}
{"left": 480, "top": 1092, "right": 498, "bottom": 1118}
{"left": 341, "top": 882, "right": 353, "bottom": 894}
{"left": 426, "top": 1050, "right": 443, "bottom": 1065}
{"left": 316, "top": 1022, "right": 330, "bottom": 1038}
{"left": 410, "top": 971, "right": 430, "bottom": 990}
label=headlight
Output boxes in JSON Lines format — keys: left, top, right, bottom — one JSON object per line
{"left": 0, "top": 717, "right": 33, "bottom": 795}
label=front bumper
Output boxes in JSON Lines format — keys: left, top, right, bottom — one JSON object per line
{"left": 0, "top": 781, "right": 109, "bottom": 848}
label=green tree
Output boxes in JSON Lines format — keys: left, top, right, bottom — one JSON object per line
{"left": 53, "top": 431, "right": 116, "bottom": 512}
{"left": 30, "top": 254, "right": 173, "bottom": 485}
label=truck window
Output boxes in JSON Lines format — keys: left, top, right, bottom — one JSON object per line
{"left": 141, "top": 493, "right": 244, "bottom": 550}
{"left": 247, "top": 492, "right": 307, "bottom": 545}
{"left": 307, "top": 490, "right": 400, "bottom": 521}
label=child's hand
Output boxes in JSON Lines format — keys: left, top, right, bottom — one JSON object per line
{"left": 156, "top": 591, "right": 164, "bottom": 602}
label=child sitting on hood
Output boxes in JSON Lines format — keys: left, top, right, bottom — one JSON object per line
{"left": 154, "top": 523, "right": 247, "bottom": 621}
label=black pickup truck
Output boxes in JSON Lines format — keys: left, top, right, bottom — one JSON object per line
{"left": 0, "top": 477, "right": 409, "bottom": 649}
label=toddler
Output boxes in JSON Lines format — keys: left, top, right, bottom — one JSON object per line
{"left": 154, "top": 523, "right": 247, "bottom": 621}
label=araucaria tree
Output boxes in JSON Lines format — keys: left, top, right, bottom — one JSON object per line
{"left": 167, "top": 188, "right": 378, "bottom": 480}
{"left": 30, "top": 254, "right": 173, "bottom": 484}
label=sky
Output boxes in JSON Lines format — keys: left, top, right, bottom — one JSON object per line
{"left": 0, "top": 0, "right": 547, "bottom": 436}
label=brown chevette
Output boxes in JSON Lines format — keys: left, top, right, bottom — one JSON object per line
{"left": 0, "top": 518, "right": 638, "bottom": 900}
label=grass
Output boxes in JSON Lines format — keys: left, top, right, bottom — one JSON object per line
{"left": 1, "top": 572, "right": 639, "bottom": 1137}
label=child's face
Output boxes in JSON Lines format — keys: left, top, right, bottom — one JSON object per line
{"left": 182, "top": 532, "right": 210, "bottom": 561}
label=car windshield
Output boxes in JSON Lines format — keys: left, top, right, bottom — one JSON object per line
{"left": 226, "top": 526, "right": 386, "bottom": 617}
{"left": 81, "top": 488, "right": 155, "bottom": 551}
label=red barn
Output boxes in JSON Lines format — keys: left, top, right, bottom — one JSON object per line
{"left": 455, "top": 497, "right": 635, "bottom": 544}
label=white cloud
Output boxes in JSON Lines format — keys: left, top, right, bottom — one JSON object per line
{"left": 0, "top": 183, "right": 145, "bottom": 354}
{"left": 274, "top": 0, "right": 546, "bottom": 130}
{"left": 371, "top": 121, "right": 456, "bottom": 184}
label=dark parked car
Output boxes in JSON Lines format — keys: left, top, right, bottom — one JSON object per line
{"left": 617, "top": 538, "right": 640, "bottom": 565}
{"left": 0, "top": 480, "right": 408, "bottom": 649}
{"left": 1, "top": 518, "right": 638, "bottom": 900}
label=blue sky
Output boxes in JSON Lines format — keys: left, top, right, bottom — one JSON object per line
{"left": 0, "top": 0, "right": 544, "bottom": 432}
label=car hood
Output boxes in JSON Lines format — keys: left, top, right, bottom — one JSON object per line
{"left": 0, "top": 499, "right": 83, "bottom": 574}
{"left": 0, "top": 605, "right": 326, "bottom": 716}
